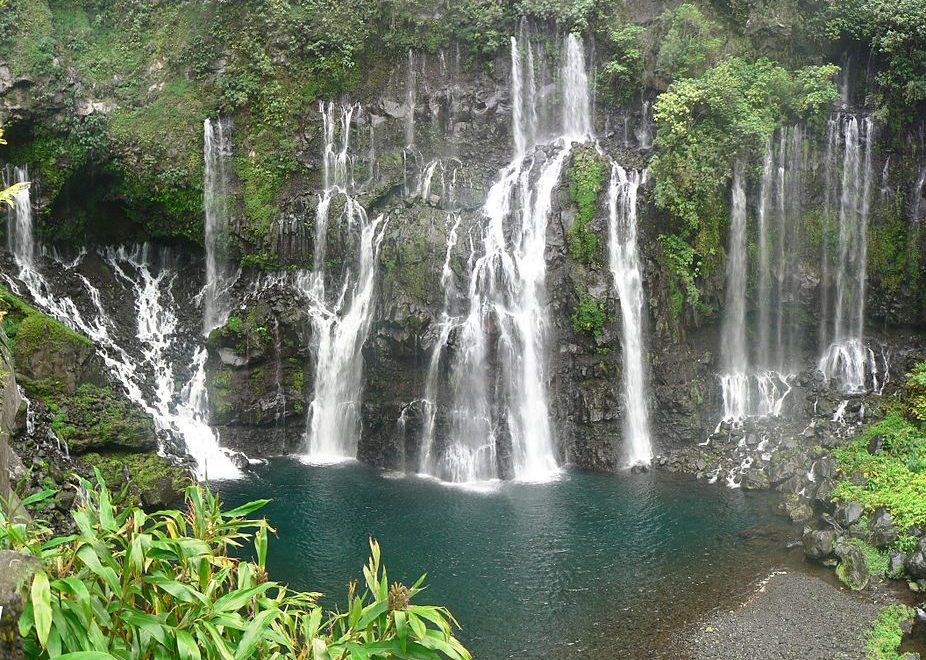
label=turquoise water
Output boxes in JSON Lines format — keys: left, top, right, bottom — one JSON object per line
{"left": 216, "top": 459, "right": 794, "bottom": 658}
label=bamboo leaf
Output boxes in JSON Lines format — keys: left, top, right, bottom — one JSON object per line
{"left": 31, "top": 570, "right": 52, "bottom": 646}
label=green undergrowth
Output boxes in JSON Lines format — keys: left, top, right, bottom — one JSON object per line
{"left": 1, "top": 474, "right": 471, "bottom": 659}
{"left": 866, "top": 604, "right": 915, "bottom": 660}
{"left": 833, "top": 363, "right": 926, "bottom": 550}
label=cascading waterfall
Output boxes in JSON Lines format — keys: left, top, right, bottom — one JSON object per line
{"left": 719, "top": 165, "right": 750, "bottom": 422}
{"left": 607, "top": 163, "right": 652, "bottom": 465}
{"left": 757, "top": 127, "right": 805, "bottom": 374}
{"left": 428, "top": 32, "right": 591, "bottom": 483}
{"left": 818, "top": 115, "right": 875, "bottom": 392}
{"left": 3, "top": 172, "right": 239, "bottom": 479}
{"left": 718, "top": 129, "right": 806, "bottom": 425}
{"left": 300, "top": 102, "right": 387, "bottom": 462}
{"left": 203, "top": 118, "right": 236, "bottom": 333}
{"left": 102, "top": 246, "right": 241, "bottom": 480}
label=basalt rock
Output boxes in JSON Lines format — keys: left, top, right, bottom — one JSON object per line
{"left": 803, "top": 528, "right": 837, "bottom": 560}
{"left": 834, "top": 539, "right": 870, "bottom": 590}
{"left": 835, "top": 501, "right": 864, "bottom": 527}
{"left": 906, "top": 537, "right": 926, "bottom": 579}
{"left": 868, "top": 508, "right": 899, "bottom": 548}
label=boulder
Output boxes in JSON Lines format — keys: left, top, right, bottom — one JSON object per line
{"left": 803, "top": 528, "right": 837, "bottom": 560}
{"left": 811, "top": 477, "right": 835, "bottom": 502}
{"left": 835, "top": 501, "right": 864, "bottom": 527}
{"left": 0, "top": 550, "right": 41, "bottom": 658}
{"left": 888, "top": 551, "right": 908, "bottom": 578}
{"left": 835, "top": 540, "right": 870, "bottom": 590}
{"left": 741, "top": 468, "right": 770, "bottom": 490}
{"left": 784, "top": 494, "right": 814, "bottom": 523}
{"left": 906, "top": 537, "right": 926, "bottom": 579}
{"left": 868, "top": 508, "right": 898, "bottom": 548}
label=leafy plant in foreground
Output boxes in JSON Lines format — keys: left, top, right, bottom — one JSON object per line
{"left": 2, "top": 473, "right": 470, "bottom": 659}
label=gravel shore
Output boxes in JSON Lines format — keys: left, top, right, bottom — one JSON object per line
{"left": 670, "top": 570, "right": 890, "bottom": 659}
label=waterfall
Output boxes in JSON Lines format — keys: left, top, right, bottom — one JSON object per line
{"left": 6, "top": 166, "right": 33, "bottom": 270}
{"left": 300, "top": 103, "right": 387, "bottom": 463}
{"left": 607, "top": 163, "right": 652, "bottom": 465}
{"left": 423, "top": 32, "right": 591, "bottom": 483}
{"left": 102, "top": 246, "right": 241, "bottom": 480}
{"left": 203, "top": 118, "right": 236, "bottom": 334}
{"left": 754, "top": 128, "right": 806, "bottom": 375}
{"left": 418, "top": 214, "right": 462, "bottom": 476}
{"left": 818, "top": 115, "right": 874, "bottom": 392}
{"left": 720, "top": 165, "right": 749, "bottom": 422}
{"left": 635, "top": 101, "right": 653, "bottom": 149}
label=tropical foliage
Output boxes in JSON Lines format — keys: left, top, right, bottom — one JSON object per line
{"left": 1, "top": 474, "right": 470, "bottom": 659}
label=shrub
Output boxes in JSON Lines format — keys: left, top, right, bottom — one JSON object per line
{"left": 2, "top": 474, "right": 470, "bottom": 659}
{"left": 572, "top": 293, "right": 607, "bottom": 337}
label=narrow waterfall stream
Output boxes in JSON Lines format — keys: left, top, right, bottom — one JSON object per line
{"left": 719, "top": 165, "right": 750, "bottom": 422}
{"left": 203, "top": 117, "right": 236, "bottom": 334}
{"left": 301, "top": 102, "right": 387, "bottom": 463}
{"left": 607, "top": 162, "right": 652, "bottom": 465}
{"left": 818, "top": 114, "right": 875, "bottom": 391}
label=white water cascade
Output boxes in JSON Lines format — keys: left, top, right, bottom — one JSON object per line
{"left": 300, "top": 102, "right": 387, "bottom": 463}
{"left": 101, "top": 246, "right": 241, "bottom": 480}
{"left": 719, "top": 165, "right": 750, "bottom": 422}
{"left": 818, "top": 115, "right": 875, "bottom": 392}
{"left": 607, "top": 163, "right": 652, "bottom": 465}
{"left": 3, "top": 170, "right": 239, "bottom": 479}
{"left": 421, "top": 33, "right": 592, "bottom": 483}
{"left": 203, "top": 118, "right": 236, "bottom": 333}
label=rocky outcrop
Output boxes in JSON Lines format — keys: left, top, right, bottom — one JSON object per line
{"left": 0, "top": 550, "right": 40, "bottom": 660}
{"left": 0, "top": 326, "right": 21, "bottom": 500}
{"left": 205, "top": 292, "right": 310, "bottom": 456}
{"left": 0, "top": 286, "right": 188, "bottom": 514}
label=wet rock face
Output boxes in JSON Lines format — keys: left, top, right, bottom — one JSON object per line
{"left": 205, "top": 293, "right": 310, "bottom": 456}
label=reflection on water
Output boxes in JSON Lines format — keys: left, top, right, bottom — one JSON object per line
{"left": 216, "top": 458, "right": 795, "bottom": 658}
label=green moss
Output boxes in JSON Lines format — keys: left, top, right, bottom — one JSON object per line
{"left": 46, "top": 384, "right": 157, "bottom": 453}
{"left": 868, "top": 205, "right": 918, "bottom": 298}
{"left": 848, "top": 538, "right": 890, "bottom": 576}
{"left": 79, "top": 450, "right": 190, "bottom": 510}
{"left": 566, "top": 148, "right": 606, "bottom": 266}
{"left": 571, "top": 293, "right": 607, "bottom": 338}
{"left": 0, "top": 286, "right": 92, "bottom": 370}
{"left": 866, "top": 604, "right": 915, "bottom": 660}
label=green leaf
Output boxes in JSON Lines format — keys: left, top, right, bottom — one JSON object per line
{"left": 31, "top": 570, "right": 52, "bottom": 646}
{"left": 54, "top": 652, "right": 119, "bottom": 660}
{"left": 235, "top": 608, "right": 279, "bottom": 659}
{"left": 19, "top": 488, "right": 57, "bottom": 507}
{"left": 222, "top": 499, "right": 271, "bottom": 518}
{"left": 176, "top": 630, "right": 202, "bottom": 660}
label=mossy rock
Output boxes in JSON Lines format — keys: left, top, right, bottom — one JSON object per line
{"left": 0, "top": 286, "right": 100, "bottom": 394}
{"left": 46, "top": 384, "right": 157, "bottom": 453}
{"left": 80, "top": 451, "right": 190, "bottom": 510}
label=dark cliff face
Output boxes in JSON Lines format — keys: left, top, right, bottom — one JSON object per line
{"left": 3, "top": 4, "right": 926, "bottom": 478}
